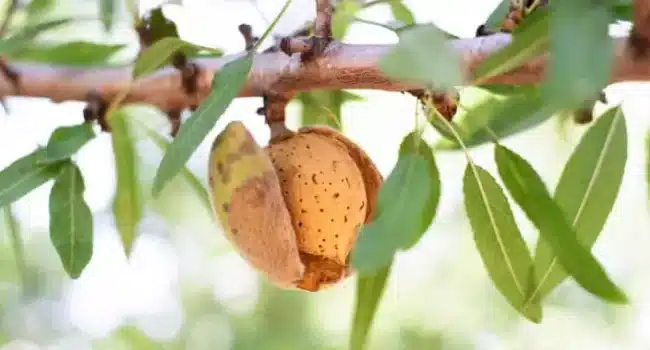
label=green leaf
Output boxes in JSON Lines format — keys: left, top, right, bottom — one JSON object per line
{"left": 472, "top": 9, "right": 550, "bottom": 84}
{"left": 462, "top": 163, "right": 542, "bottom": 323}
{"left": 494, "top": 144, "right": 627, "bottom": 304}
{"left": 151, "top": 54, "right": 253, "bottom": 196}
{"left": 529, "top": 105, "right": 628, "bottom": 301}
{"left": 0, "top": 149, "right": 65, "bottom": 207}
{"left": 484, "top": 0, "right": 510, "bottom": 31}
{"left": 133, "top": 37, "right": 222, "bottom": 79}
{"left": 41, "top": 123, "right": 96, "bottom": 163}
{"left": 388, "top": 0, "right": 415, "bottom": 26}
{"left": 49, "top": 161, "right": 93, "bottom": 278}
{"left": 351, "top": 132, "right": 440, "bottom": 273}
{"left": 25, "top": 0, "right": 56, "bottom": 22}
{"left": 379, "top": 24, "right": 463, "bottom": 93}
{"left": 432, "top": 85, "right": 554, "bottom": 150}
{"left": 134, "top": 119, "right": 213, "bottom": 216}
{"left": 332, "top": 0, "right": 362, "bottom": 40}
{"left": 109, "top": 111, "right": 143, "bottom": 257}
{"left": 296, "top": 89, "right": 364, "bottom": 129}
{"left": 100, "top": 0, "right": 116, "bottom": 31}
{"left": 11, "top": 41, "right": 125, "bottom": 66}
{"left": 612, "top": 3, "right": 633, "bottom": 21}
{"left": 0, "top": 18, "right": 75, "bottom": 56}
{"left": 350, "top": 264, "right": 392, "bottom": 350}
{"left": 541, "top": 0, "right": 613, "bottom": 110}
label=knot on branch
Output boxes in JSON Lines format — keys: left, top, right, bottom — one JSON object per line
{"left": 278, "top": 0, "right": 332, "bottom": 61}
{"left": 239, "top": 23, "right": 259, "bottom": 51}
{"left": 83, "top": 90, "right": 110, "bottom": 132}
{"left": 409, "top": 89, "right": 459, "bottom": 121}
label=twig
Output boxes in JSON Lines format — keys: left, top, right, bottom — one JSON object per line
{"left": 0, "top": 35, "right": 649, "bottom": 114}
{"left": 630, "top": 0, "right": 650, "bottom": 57}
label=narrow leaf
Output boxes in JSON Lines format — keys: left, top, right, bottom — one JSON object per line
{"left": 42, "top": 123, "right": 96, "bottom": 163}
{"left": 542, "top": 0, "right": 613, "bottom": 110}
{"left": 351, "top": 132, "right": 440, "bottom": 273}
{"left": 49, "top": 161, "right": 93, "bottom": 278}
{"left": 0, "top": 18, "right": 74, "bottom": 56}
{"left": 109, "top": 111, "right": 143, "bottom": 257}
{"left": 152, "top": 54, "right": 253, "bottom": 196}
{"left": 379, "top": 24, "right": 463, "bottom": 93}
{"left": 494, "top": 144, "right": 627, "bottom": 304}
{"left": 100, "top": 0, "right": 116, "bottom": 32}
{"left": 462, "top": 163, "right": 542, "bottom": 323}
{"left": 472, "top": 9, "right": 550, "bottom": 84}
{"left": 133, "top": 37, "right": 222, "bottom": 79}
{"left": 350, "top": 264, "right": 392, "bottom": 350}
{"left": 12, "top": 41, "right": 125, "bottom": 66}
{"left": 0, "top": 149, "right": 65, "bottom": 207}
{"left": 432, "top": 85, "right": 554, "bottom": 150}
{"left": 529, "top": 106, "right": 628, "bottom": 300}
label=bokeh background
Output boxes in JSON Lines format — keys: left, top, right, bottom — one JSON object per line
{"left": 1, "top": 0, "right": 650, "bottom": 349}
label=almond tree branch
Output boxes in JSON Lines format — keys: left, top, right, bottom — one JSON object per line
{"left": 0, "top": 34, "right": 648, "bottom": 114}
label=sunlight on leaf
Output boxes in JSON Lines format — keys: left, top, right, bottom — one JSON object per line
{"left": 494, "top": 144, "right": 627, "bottom": 304}
{"left": 529, "top": 105, "right": 628, "bottom": 301}
{"left": 463, "top": 163, "right": 542, "bottom": 323}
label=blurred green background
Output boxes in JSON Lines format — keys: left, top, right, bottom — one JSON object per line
{"left": 1, "top": 0, "right": 650, "bottom": 349}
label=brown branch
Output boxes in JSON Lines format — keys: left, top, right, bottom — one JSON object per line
{"left": 630, "top": 0, "right": 650, "bottom": 57}
{"left": 0, "top": 34, "right": 649, "bottom": 114}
